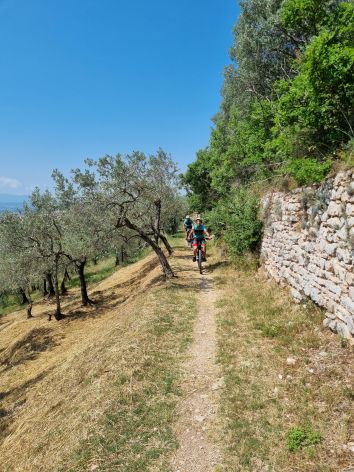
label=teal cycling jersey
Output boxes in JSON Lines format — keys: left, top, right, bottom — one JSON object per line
{"left": 193, "top": 223, "right": 206, "bottom": 240}
{"left": 184, "top": 218, "right": 193, "bottom": 228}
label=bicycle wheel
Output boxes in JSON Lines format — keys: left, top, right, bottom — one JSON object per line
{"left": 198, "top": 248, "right": 203, "bottom": 273}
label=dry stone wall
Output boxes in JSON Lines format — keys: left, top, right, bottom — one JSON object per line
{"left": 261, "top": 170, "right": 354, "bottom": 339}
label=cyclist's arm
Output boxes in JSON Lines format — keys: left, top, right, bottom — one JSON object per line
{"left": 204, "top": 228, "right": 210, "bottom": 238}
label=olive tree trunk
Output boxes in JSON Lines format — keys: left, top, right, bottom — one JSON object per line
{"left": 77, "top": 258, "right": 94, "bottom": 306}
{"left": 123, "top": 218, "right": 174, "bottom": 279}
{"left": 45, "top": 272, "right": 55, "bottom": 298}
{"left": 25, "top": 290, "right": 33, "bottom": 319}
{"left": 52, "top": 261, "right": 64, "bottom": 321}
{"left": 159, "top": 232, "right": 173, "bottom": 256}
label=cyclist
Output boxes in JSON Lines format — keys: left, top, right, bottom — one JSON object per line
{"left": 183, "top": 215, "right": 193, "bottom": 240}
{"left": 190, "top": 216, "right": 210, "bottom": 262}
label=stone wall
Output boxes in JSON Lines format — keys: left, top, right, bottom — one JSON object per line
{"left": 261, "top": 170, "right": 354, "bottom": 339}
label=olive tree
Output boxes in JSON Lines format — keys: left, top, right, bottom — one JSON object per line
{"left": 52, "top": 170, "right": 113, "bottom": 306}
{"left": 74, "top": 150, "right": 179, "bottom": 279}
{"left": 0, "top": 212, "right": 39, "bottom": 318}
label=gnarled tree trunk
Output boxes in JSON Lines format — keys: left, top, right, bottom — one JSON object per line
{"left": 77, "top": 258, "right": 94, "bottom": 306}
{"left": 19, "top": 288, "right": 29, "bottom": 305}
{"left": 60, "top": 269, "right": 70, "bottom": 295}
{"left": 123, "top": 218, "right": 174, "bottom": 278}
{"left": 43, "top": 278, "right": 48, "bottom": 297}
{"left": 25, "top": 290, "right": 33, "bottom": 319}
{"left": 52, "top": 262, "right": 64, "bottom": 321}
{"left": 159, "top": 232, "right": 173, "bottom": 256}
{"left": 45, "top": 272, "right": 55, "bottom": 298}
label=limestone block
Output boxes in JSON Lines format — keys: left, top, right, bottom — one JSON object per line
{"left": 326, "top": 299, "right": 337, "bottom": 313}
{"left": 337, "top": 225, "right": 349, "bottom": 241}
{"left": 336, "top": 247, "right": 352, "bottom": 264}
{"left": 336, "top": 322, "right": 351, "bottom": 338}
{"left": 319, "top": 239, "right": 337, "bottom": 256}
{"left": 346, "top": 203, "right": 354, "bottom": 216}
{"left": 341, "top": 296, "right": 354, "bottom": 315}
{"left": 347, "top": 216, "right": 354, "bottom": 227}
{"left": 345, "top": 270, "right": 354, "bottom": 286}
{"left": 323, "top": 318, "right": 337, "bottom": 333}
{"left": 340, "top": 192, "right": 350, "bottom": 203}
{"left": 321, "top": 213, "right": 328, "bottom": 223}
{"left": 326, "top": 217, "right": 342, "bottom": 229}
{"left": 332, "top": 260, "right": 347, "bottom": 281}
{"left": 349, "top": 286, "right": 354, "bottom": 301}
{"left": 323, "top": 279, "right": 341, "bottom": 296}
{"left": 304, "top": 242, "right": 316, "bottom": 253}
{"left": 290, "top": 288, "right": 305, "bottom": 303}
{"left": 309, "top": 286, "right": 320, "bottom": 303}
{"left": 335, "top": 305, "right": 351, "bottom": 322}
{"left": 327, "top": 201, "right": 343, "bottom": 217}
{"left": 334, "top": 171, "right": 348, "bottom": 186}
{"left": 319, "top": 258, "right": 327, "bottom": 270}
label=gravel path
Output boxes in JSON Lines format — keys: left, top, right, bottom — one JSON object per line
{"left": 171, "top": 271, "right": 222, "bottom": 472}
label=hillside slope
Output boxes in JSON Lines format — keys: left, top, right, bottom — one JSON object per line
{"left": 0, "top": 240, "right": 199, "bottom": 471}
{"left": 1, "top": 236, "right": 353, "bottom": 471}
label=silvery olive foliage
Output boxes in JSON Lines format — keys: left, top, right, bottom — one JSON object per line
{"left": 0, "top": 149, "right": 182, "bottom": 320}
{"left": 73, "top": 149, "right": 182, "bottom": 278}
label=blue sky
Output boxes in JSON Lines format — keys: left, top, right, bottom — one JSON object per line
{"left": 0, "top": 0, "right": 239, "bottom": 194}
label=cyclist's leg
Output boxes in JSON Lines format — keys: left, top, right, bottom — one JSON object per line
{"left": 202, "top": 240, "right": 207, "bottom": 260}
{"left": 192, "top": 239, "right": 198, "bottom": 260}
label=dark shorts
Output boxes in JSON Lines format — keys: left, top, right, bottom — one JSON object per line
{"left": 193, "top": 238, "right": 205, "bottom": 247}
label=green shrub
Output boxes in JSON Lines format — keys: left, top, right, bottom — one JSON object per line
{"left": 287, "top": 427, "right": 321, "bottom": 452}
{"left": 207, "top": 187, "right": 262, "bottom": 257}
{"left": 285, "top": 158, "right": 332, "bottom": 186}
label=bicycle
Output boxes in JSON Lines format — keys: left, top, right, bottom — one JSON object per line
{"left": 194, "top": 237, "right": 212, "bottom": 274}
{"left": 185, "top": 228, "right": 193, "bottom": 247}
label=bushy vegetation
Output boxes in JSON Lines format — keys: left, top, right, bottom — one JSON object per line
{"left": 287, "top": 427, "right": 322, "bottom": 452}
{"left": 183, "top": 0, "right": 354, "bottom": 256}
{"left": 207, "top": 187, "right": 262, "bottom": 257}
{"left": 0, "top": 150, "right": 184, "bottom": 320}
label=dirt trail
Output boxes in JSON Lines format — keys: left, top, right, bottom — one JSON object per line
{"left": 171, "top": 261, "right": 222, "bottom": 471}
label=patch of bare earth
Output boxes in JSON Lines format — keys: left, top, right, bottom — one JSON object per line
{"left": 171, "top": 251, "right": 222, "bottom": 472}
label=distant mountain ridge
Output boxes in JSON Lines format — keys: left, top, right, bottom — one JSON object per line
{"left": 0, "top": 194, "right": 28, "bottom": 212}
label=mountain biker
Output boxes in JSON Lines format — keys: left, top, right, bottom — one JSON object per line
{"left": 190, "top": 216, "right": 210, "bottom": 262}
{"left": 183, "top": 215, "right": 193, "bottom": 240}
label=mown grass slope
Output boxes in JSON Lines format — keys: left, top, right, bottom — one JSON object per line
{"left": 0, "top": 237, "right": 199, "bottom": 472}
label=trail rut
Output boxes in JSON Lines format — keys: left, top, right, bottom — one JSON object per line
{"left": 171, "top": 264, "right": 222, "bottom": 472}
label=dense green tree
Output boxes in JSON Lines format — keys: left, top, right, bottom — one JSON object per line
{"left": 184, "top": 0, "right": 353, "bottom": 256}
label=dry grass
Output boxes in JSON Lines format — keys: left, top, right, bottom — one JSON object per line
{"left": 212, "top": 255, "right": 354, "bottom": 472}
{"left": 0, "top": 240, "right": 198, "bottom": 472}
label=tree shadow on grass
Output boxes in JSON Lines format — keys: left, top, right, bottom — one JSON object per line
{"left": 0, "top": 368, "right": 53, "bottom": 440}
{"left": 1, "top": 328, "right": 59, "bottom": 371}
{"left": 205, "top": 260, "right": 230, "bottom": 273}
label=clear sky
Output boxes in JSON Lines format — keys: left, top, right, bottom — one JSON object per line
{"left": 0, "top": 0, "right": 239, "bottom": 195}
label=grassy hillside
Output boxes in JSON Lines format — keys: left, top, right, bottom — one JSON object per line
{"left": 1, "top": 235, "right": 352, "bottom": 471}
{"left": 0, "top": 236, "right": 198, "bottom": 471}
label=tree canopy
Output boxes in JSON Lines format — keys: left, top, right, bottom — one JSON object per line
{"left": 184, "top": 0, "right": 354, "bottom": 256}
{"left": 0, "top": 149, "right": 183, "bottom": 320}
